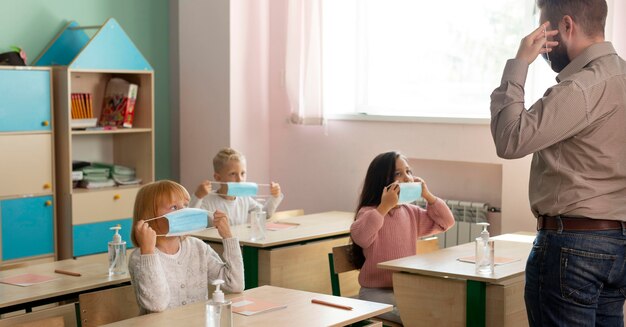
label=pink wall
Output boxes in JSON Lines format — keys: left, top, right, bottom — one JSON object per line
{"left": 611, "top": 0, "right": 626, "bottom": 56}
{"left": 266, "top": 0, "right": 534, "bottom": 235}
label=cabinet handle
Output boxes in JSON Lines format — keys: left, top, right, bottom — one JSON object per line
{"left": 43, "top": 183, "right": 51, "bottom": 189}
{"left": 45, "top": 200, "right": 52, "bottom": 206}
{"left": 42, "top": 120, "right": 50, "bottom": 127}
{"left": 113, "top": 194, "right": 121, "bottom": 200}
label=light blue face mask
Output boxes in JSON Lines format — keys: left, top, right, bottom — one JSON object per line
{"left": 145, "top": 208, "right": 214, "bottom": 236}
{"left": 398, "top": 182, "right": 422, "bottom": 204}
{"left": 225, "top": 182, "right": 259, "bottom": 197}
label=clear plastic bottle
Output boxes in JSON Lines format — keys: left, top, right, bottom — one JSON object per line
{"left": 206, "top": 279, "right": 232, "bottom": 327}
{"left": 249, "top": 209, "right": 266, "bottom": 242}
{"left": 108, "top": 224, "right": 127, "bottom": 276}
{"left": 475, "top": 222, "right": 494, "bottom": 275}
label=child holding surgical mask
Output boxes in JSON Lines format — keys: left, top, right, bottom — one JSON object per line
{"left": 190, "top": 147, "right": 284, "bottom": 225}
{"left": 350, "top": 151, "right": 454, "bottom": 323}
{"left": 128, "top": 180, "right": 244, "bottom": 314}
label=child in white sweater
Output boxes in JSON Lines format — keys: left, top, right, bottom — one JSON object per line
{"left": 128, "top": 180, "right": 244, "bottom": 314}
{"left": 190, "top": 147, "right": 284, "bottom": 225}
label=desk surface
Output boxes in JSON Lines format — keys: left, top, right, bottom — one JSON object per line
{"left": 0, "top": 252, "right": 130, "bottom": 311}
{"left": 104, "top": 285, "right": 391, "bottom": 327}
{"left": 378, "top": 232, "right": 534, "bottom": 284}
{"left": 191, "top": 211, "right": 354, "bottom": 247}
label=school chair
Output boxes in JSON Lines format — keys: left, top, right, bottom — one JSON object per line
{"left": 328, "top": 245, "right": 402, "bottom": 327}
{"left": 416, "top": 236, "right": 439, "bottom": 254}
{"left": 78, "top": 285, "right": 139, "bottom": 327}
{"left": 0, "top": 303, "right": 76, "bottom": 327}
{"left": 271, "top": 209, "right": 304, "bottom": 221}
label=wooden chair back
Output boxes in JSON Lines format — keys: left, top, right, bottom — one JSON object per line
{"left": 416, "top": 236, "right": 439, "bottom": 254}
{"left": 271, "top": 209, "right": 304, "bottom": 221}
{"left": 331, "top": 244, "right": 356, "bottom": 274}
{"left": 12, "top": 316, "right": 64, "bottom": 327}
{"left": 78, "top": 284, "right": 139, "bottom": 327}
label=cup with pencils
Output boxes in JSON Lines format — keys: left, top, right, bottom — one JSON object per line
{"left": 70, "top": 92, "right": 97, "bottom": 129}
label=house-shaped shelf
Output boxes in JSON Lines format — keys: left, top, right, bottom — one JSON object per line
{"left": 34, "top": 18, "right": 152, "bottom": 71}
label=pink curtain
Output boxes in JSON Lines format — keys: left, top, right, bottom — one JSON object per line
{"left": 285, "top": 0, "right": 324, "bottom": 125}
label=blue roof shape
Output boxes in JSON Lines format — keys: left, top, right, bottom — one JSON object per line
{"left": 34, "top": 18, "right": 152, "bottom": 71}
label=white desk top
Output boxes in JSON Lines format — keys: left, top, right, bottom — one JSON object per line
{"left": 378, "top": 233, "right": 534, "bottom": 284}
{"left": 191, "top": 211, "right": 354, "bottom": 247}
{"left": 0, "top": 252, "right": 130, "bottom": 311}
{"left": 104, "top": 285, "right": 391, "bottom": 327}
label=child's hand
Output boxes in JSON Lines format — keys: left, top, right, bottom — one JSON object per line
{"left": 213, "top": 210, "right": 233, "bottom": 239}
{"left": 377, "top": 182, "right": 399, "bottom": 216}
{"left": 413, "top": 176, "right": 436, "bottom": 204}
{"left": 270, "top": 182, "right": 282, "bottom": 198}
{"left": 194, "top": 180, "right": 212, "bottom": 199}
{"left": 135, "top": 220, "right": 157, "bottom": 254}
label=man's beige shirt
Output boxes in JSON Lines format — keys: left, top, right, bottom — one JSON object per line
{"left": 491, "top": 42, "right": 626, "bottom": 220}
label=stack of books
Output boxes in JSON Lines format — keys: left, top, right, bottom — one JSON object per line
{"left": 93, "top": 163, "right": 142, "bottom": 186}
{"left": 79, "top": 166, "right": 115, "bottom": 189}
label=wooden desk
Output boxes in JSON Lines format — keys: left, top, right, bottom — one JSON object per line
{"left": 378, "top": 232, "right": 534, "bottom": 327}
{"left": 191, "top": 211, "right": 355, "bottom": 293}
{"left": 103, "top": 285, "right": 392, "bottom": 327}
{"left": 0, "top": 252, "right": 130, "bottom": 316}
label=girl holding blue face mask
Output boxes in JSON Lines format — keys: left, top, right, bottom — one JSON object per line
{"left": 350, "top": 151, "right": 455, "bottom": 324}
{"left": 128, "top": 180, "right": 244, "bottom": 314}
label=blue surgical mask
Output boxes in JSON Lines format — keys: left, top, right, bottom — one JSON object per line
{"left": 226, "top": 182, "right": 258, "bottom": 197}
{"left": 398, "top": 182, "right": 422, "bottom": 204}
{"left": 145, "top": 208, "right": 214, "bottom": 236}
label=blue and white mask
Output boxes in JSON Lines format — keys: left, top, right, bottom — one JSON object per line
{"left": 145, "top": 208, "right": 214, "bottom": 236}
{"left": 225, "top": 182, "right": 258, "bottom": 197}
{"left": 398, "top": 182, "right": 422, "bottom": 204}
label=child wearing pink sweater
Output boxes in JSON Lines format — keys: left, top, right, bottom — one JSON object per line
{"left": 350, "top": 151, "right": 455, "bottom": 323}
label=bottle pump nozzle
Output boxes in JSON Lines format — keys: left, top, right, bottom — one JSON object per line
{"left": 212, "top": 279, "right": 225, "bottom": 303}
{"left": 477, "top": 222, "right": 490, "bottom": 240}
{"left": 110, "top": 224, "right": 122, "bottom": 243}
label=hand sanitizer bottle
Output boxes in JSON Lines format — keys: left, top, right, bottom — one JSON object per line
{"left": 206, "top": 279, "right": 232, "bottom": 327}
{"left": 475, "top": 222, "right": 494, "bottom": 275}
{"left": 108, "top": 224, "right": 127, "bottom": 276}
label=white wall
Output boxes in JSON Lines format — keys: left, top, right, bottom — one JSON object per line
{"left": 177, "top": 0, "right": 270, "bottom": 193}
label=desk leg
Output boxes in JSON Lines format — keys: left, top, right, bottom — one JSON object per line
{"left": 242, "top": 246, "right": 258, "bottom": 289}
{"left": 466, "top": 280, "right": 486, "bottom": 327}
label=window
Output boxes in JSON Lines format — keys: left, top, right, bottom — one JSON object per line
{"left": 322, "top": 0, "right": 556, "bottom": 120}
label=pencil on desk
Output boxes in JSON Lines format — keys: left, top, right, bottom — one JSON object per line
{"left": 54, "top": 269, "right": 81, "bottom": 277}
{"left": 311, "top": 299, "right": 353, "bottom": 310}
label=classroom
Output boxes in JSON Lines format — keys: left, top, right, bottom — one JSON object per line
{"left": 1, "top": 0, "right": 625, "bottom": 326}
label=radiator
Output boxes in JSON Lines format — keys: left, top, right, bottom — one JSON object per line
{"left": 415, "top": 199, "right": 498, "bottom": 248}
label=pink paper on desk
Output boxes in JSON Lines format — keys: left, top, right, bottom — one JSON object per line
{"left": 231, "top": 296, "right": 287, "bottom": 316}
{"left": 265, "top": 222, "right": 299, "bottom": 231}
{"left": 0, "top": 273, "right": 59, "bottom": 287}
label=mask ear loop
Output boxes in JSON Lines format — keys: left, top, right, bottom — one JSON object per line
{"left": 143, "top": 216, "right": 169, "bottom": 237}
{"left": 544, "top": 26, "right": 551, "bottom": 69}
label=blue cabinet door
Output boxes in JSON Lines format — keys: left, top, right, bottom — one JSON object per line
{"left": 73, "top": 218, "right": 133, "bottom": 257}
{"left": 1, "top": 195, "right": 54, "bottom": 260}
{"left": 0, "top": 69, "right": 52, "bottom": 132}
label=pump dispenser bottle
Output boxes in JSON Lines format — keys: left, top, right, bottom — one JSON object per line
{"left": 206, "top": 279, "right": 232, "bottom": 327}
{"left": 475, "top": 222, "right": 494, "bottom": 275}
{"left": 108, "top": 224, "right": 127, "bottom": 276}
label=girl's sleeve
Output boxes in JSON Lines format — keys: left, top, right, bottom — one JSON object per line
{"left": 350, "top": 207, "right": 385, "bottom": 248}
{"left": 205, "top": 238, "right": 244, "bottom": 293}
{"left": 414, "top": 198, "right": 456, "bottom": 237}
{"left": 263, "top": 193, "right": 284, "bottom": 218}
{"left": 128, "top": 250, "right": 171, "bottom": 312}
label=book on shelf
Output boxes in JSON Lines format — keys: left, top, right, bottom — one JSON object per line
{"left": 71, "top": 93, "right": 97, "bottom": 129}
{"left": 231, "top": 297, "right": 287, "bottom": 316}
{"left": 99, "top": 77, "right": 138, "bottom": 128}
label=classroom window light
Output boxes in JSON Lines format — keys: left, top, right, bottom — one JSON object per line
{"left": 322, "top": 0, "right": 557, "bottom": 120}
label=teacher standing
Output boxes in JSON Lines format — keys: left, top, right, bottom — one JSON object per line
{"left": 489, "top": 0, "right": 626, "bottom": 325}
